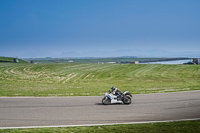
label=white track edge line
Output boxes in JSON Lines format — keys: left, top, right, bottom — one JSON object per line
{"left": 1, "top": 118, "right": 200, "bottom": 129}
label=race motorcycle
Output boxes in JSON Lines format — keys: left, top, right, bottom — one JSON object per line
{"left": 102, "top": 90, "right": 132, "bottom": 105}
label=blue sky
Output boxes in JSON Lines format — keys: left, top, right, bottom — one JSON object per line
{"left": 0, "top": 0, "right": 200, "bottom": 58}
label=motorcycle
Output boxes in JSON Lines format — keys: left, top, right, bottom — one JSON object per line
{"left": 102, "top": 90, "right": 132, "bottom": 105}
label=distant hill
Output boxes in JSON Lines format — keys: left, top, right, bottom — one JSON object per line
{"left": 0, "top": 57, "right": 27, "bottom": 63}
{"left": 60, "top": 49, "right": 200, "bottom": 58}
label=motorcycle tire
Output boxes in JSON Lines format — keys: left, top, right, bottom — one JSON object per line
{"left": 102, "top": 97, "right": 111, "bottom": 105}
{"left": 123, "top": 96, "right": 131, "bottom": 104}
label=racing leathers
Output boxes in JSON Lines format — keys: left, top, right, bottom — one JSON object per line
{"left": 112, "top": 87, "right": 122, "bottom": 101}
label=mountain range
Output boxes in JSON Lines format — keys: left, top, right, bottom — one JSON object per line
{"left": 18, "top": 49, "right": 200, "bottom": 58}
{"left": 60, "top": 49, "right": 200, "bottom": 58}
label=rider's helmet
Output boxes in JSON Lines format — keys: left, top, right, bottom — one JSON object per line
{"left": 111, "top": 86, "right": 115, "bottom": 92}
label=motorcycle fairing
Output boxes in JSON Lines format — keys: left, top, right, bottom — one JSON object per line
{"left": 107, "top": 94, "right": 123, "bottom": 104}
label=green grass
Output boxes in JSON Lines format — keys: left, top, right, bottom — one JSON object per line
{"left": 1, "top": 120, "right": 200, "bottom": 133}
{"left": 0, "top": 63, "right": 200, "bottom": 96}
{"left": 0, "top": 57, "right": 27, "bottom": 63}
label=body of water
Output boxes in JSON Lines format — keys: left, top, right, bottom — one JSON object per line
{"left": 142, "top": 59, "right": 193, "bottom": 64}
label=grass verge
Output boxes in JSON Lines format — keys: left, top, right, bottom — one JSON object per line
{"left": 0, "top": 63, "right": 200, "bottom": 96}
{"left": 1, "top": 120, "right": 200, "bottom": 133}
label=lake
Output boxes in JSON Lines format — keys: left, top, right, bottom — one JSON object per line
{"left": 142, "top": 59, "right": 193, "bottom": 64}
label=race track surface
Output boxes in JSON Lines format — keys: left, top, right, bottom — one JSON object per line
{"left": 0, "top": 90, "right": 200, "bottom": 128}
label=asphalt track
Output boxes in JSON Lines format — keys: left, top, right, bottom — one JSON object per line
{"left": 0, "top": 90, "right": 200, "bottom": 129}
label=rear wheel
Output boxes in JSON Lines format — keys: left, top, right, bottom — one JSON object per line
{"left": 102, "top": 97, "right": 111, "bottom": 105}
{"left": 123, "top": 96, "right": 131, "bottom": 104}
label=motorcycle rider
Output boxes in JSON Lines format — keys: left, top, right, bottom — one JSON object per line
{"left": 111, "top": 86, "right": 122, "bottom": 100}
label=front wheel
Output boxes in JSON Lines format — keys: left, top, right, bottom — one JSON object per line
{"left": 122, "top": 96, "right": 131, "bottom": 104}
{"left": 102, "top": 97, "right": 111, "bottom": 105}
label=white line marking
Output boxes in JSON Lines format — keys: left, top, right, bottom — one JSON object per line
{"left": 1, "top": 118, "right": 200, "bottom": 129}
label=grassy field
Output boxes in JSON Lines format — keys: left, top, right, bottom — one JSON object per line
{"left": 0, "top": 57, "right": 27, "bottom": 63}
{"left": 1, "top": 120, "right": 200, "bottom": 133}
{"left": 0, "top": 63, "right": 199, "bottom": 96}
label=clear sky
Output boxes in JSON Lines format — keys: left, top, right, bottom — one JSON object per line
{"left": 0, "top": 0, "right": 200, "bottom": 58}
